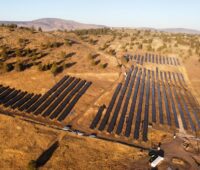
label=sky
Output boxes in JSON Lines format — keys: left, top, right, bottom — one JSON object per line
{"left": 0, "top": 0, "right": 200, "bottom": 30}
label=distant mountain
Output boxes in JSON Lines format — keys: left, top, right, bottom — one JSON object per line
{"left": 0, "top": 18, "right": 106, "bottom": 31}
{"left": 0, "top": 18, "right": 200, "bottom": 34}
{"left": 136, "top": 27, "right": 200, "bottom": 34}
{"left": 159, "top": 28, "right": 200, "bottom": 34}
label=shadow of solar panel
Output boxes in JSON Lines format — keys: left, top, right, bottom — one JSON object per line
{"left": 57, "top": 82, "right": 92, "bottom": 122}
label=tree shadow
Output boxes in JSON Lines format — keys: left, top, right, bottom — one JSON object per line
{"left": 64, "top": 52, "right": 76, "bottom": 59}
{"left": 35, "top": 141, "right": 59, "bottom": 168}
{"left": 64, "top": 62, "right": 77, "bottom": 68}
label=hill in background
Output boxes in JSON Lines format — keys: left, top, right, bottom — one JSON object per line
{"left": 1, "top": 18, "right": 200, "bottom": 34}
{"left": 0, "top": 18, "right": 106, "bottom": 31}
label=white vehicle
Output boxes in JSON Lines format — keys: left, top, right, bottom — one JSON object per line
{"left": 76, "top": 131, "right": 84, "bottom": 136}
{"left": 63, "top": 126, "right": 71, "bottom": 131}
{"left": 89, "top": 133, "right": 97, "bottom": 138}
{"left": 151, "top": 156, "right": 164, "bottom": 168}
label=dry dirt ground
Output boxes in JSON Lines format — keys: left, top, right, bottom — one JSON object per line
{"left": 0, "top": 114, "right": 148, "bottom": 170}
{"left": 0, "top": 26, "right": 200, "bottom": 169}
{"left": 1, "top": 113, "right": 199, "bottom": 170}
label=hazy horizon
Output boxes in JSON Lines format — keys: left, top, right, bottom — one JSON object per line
{"left": 1, "top": 0, "right": 200, "bottom": 30}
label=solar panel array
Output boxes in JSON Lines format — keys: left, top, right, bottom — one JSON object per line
{"left": 0, "top": 75, "right": 91, "bottom": 122}
{"left": 90, "top": 66, "right": 200, "bottom": 142}
{"left": 128, "top": 54, "right": 181, "bottom": 66}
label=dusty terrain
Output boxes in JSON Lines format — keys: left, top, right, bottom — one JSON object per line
{"left": 0, "top": 25, "right": 200, "bottom": 169}
{"left": 0, "top": 114, "right": 147, "bottom": 170}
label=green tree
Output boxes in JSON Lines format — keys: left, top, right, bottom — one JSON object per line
{"left": 38, "top": 27, "right": 42, "bottom": 32}
{"left": 50, "top": 63, "right": 58, "bottom": 75}
{"left": 15, "top": 61, "right": 24, "bottom": 71}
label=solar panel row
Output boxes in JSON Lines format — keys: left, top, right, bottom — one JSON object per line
{"left": 89, "top": 65, "right": 199, "bottom": 142}
{"left": 90, "top": 105, "right": 106, "bottom": 129}
{"left": 116, "top": 67, "right": 138, "bottom": 135}
{"left": 107, "top": 68, "right": 132, "bottom": 133}
{"left": 57, "top": 81, "right": 92, "bottom": 121}
{"left": 160, "top": 72, "right": 171, "bottom": 126}
{"left": 26, "top": 76, "right": 69, "bottom": 113}
{"left": 125, "top": 69, "right": 142, "bottom": 137}
{"left": 165, "top": 72, "right": 179, "bottom": 128}
{"left": 132, "top": 54, "right": 180, "bottom": 66}
{"left": 33, "top": 77, "right": 75, "bottom": 115}
{"left": 4, "top": 91, "right": 27, "bottom": 107}
{"left": 98, "top": 83, "right": 122, "bottom": 131}
{"left": 156, "top": 68, "right": 164, "bottom": 124}
{"left": 142, "top": 70, "right": 150, "bottom": 141}
{"left": 134, "top": 68, "right": 146, "bottom": 139}
{"left": 43, "top": 77, "right": 77, "bottom": 117}
{"left": 12, "top": 93, "right": 34, "bottom": 109}
{"left": 151, "top": 70, "right": 156, "bottom": 123}
{"left": 49, "top": 79, "right": 84, "bottom": 119}
{"left": 0, "top": 75, "right": 91, "bottom": 123}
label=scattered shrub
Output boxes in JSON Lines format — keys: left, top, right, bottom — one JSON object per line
{"left": 38, "top": 27, "right": 42, "bottom": 32}
{"left": 2, "top": 63, "right": 14, "bottom": 72}
{"left": 99, "top": 63, "right": 108, "bottom": 69}
{"left": 27, "top": 160, "right": 37, "bottom": 170}
{"left": 14, "top": 61, "right": 24, "bottom": 71}
{"left": 50, "top": 63, "right": 59, "bottom": 75}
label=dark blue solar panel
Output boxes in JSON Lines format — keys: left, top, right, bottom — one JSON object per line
{"left": 98, "top": 83, "right": 122, "bottom": 131}
{"left": 116, "top": 66, "right": 138, "bottom": 135}
{"left": 160, "top": 71, "right": 171, "bottom": 126}
{"left": 134, "top": 68, "right": 146, "bottom": 139}
{"left": 125, "top": 69, "right": 142, "bottom": 137}
{"left": 142, "top": 70, "right": 150, "bottom": 141}
{"left": 57, "top": 82, "right": 92, "bottom": 121}
{"left": 90, "top": 105, "right": 106, "bottom": 129}
{"left": 107, "top": 68, "right": 132, "bottom": 133}
{"left": 49, "top": 79, "right": 85, "bottom": 119}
